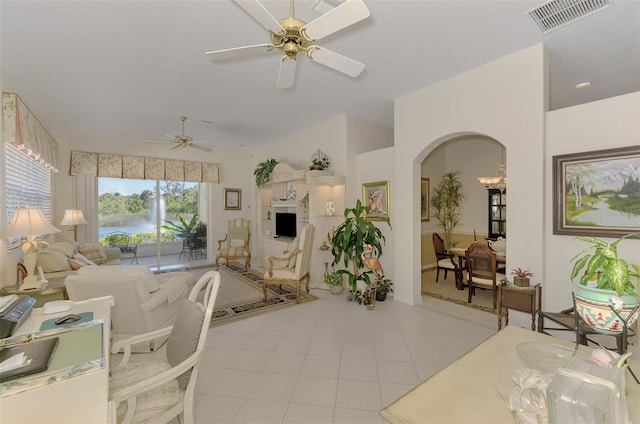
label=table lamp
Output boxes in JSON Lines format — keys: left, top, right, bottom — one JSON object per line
{"left": 1, "top": 206, "right": 61, "bottom": 290}
{"left": 60, "top": 209, "right": 87, "bottom": 240}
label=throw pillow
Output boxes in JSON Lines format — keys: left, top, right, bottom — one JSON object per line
{"left": 48, "top": 241, "right": 79, "bottom": 258}
{"left": 78, "top": 243, "right": 108, "bottom": 265}
{"left": 227, "top": 226, "right": 248, "bottom": 248}
{"left": 288, "top": 237, "right": 299, "bottom": 268}
{"left": 68, "top": 259, "right": 84, "bottom": 270}
{"left": 73, "top": 253, "right": 97, "bottom": 266}
{"left": 36, "top": 249, "right": 73, "bottom": 272}
{"left": 230, "top": 239, "right": 245, "bottom": 248}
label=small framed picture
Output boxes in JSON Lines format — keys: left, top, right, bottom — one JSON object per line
{"left": 362, "top": 181, "right": 390, "bottom": 221}
{"left": 224, "top": 188, "right": 241, "bottom": 210}
{"left": 421, "top": 178, "right": 430, "bottom": 222}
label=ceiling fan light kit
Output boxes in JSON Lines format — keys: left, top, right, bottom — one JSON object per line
{"left": 206, "top": 0, "right": 370, "bottom": 88}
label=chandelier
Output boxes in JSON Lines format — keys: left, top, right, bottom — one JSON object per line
{"left": 478, "top": 148, "right": 507, "bottom": 191}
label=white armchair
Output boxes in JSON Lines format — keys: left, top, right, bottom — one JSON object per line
{"left": 65, "top": 266, "right": 195, "bottom": 351}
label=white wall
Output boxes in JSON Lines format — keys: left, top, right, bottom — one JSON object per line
{"left": 544, "top": 92, "right": 640, "bottom": 312}
{"left": 357, "top": 147, "right": 395, "bottom": 282}
{"left": 394, "top": 44, "right": 547, "bottom": 305}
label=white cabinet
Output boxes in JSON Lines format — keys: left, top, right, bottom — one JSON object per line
{"left": 256, "top": 163, "right": 345, "bottom": 287}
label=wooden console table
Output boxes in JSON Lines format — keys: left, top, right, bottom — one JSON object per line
{"left": 497, "top": 283, "right": 541, "bottom": 331}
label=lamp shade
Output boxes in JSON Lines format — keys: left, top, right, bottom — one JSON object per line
{"left": 1, "top": 207, "right": 61, "bottom": 239}
{"left": 60, "top": 209, "right": 88, "bottom": 226}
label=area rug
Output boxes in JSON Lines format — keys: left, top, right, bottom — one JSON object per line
{"left": 421, "top": 268, "right": 497, "bottom": 315}
{"left": 209, "top": 262, "right": 318, "bottom": 328}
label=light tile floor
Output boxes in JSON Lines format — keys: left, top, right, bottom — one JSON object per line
{"left": 188, "top": 288, "right": 498, "bottom": 423}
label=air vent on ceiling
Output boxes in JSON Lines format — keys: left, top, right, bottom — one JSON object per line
{"left": 311, "top": 0, "right": 346, "bottom": 14}
{"left": 526, "top": 0, "right": 611, "bottom": 34}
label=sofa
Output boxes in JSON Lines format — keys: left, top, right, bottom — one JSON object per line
{"left": 35, "top": 240, "right": 121, "bottom": 280}
{"left": 65, "top": 265, "right": 196, "bottom": 351}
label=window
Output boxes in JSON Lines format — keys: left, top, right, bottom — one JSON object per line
{"left": 4, "top": 143, "right": 52, "bottom": 247}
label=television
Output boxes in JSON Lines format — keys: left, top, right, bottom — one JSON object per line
{"left": 275, "top": 212, "right": 296, "bottom": 238}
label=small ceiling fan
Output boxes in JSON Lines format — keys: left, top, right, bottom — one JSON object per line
{"left": 206, "top": 0, "right": 370, "bottom": 88}
{"left": 143, "top": 116, "right": 215, "bottom": 152}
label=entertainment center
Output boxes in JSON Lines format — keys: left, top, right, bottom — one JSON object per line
{"left": 257, "top": 162, "right": 345, "bottom": 285}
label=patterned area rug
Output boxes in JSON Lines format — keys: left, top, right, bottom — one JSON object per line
{"left": 421, "top": 268, "right": 497, "bottom": 315}
{"left": 210, "top": 262, "right": 318, "bottom": 327}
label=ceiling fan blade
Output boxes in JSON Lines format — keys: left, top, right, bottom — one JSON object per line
{"left": 277, "top": 56, "right": 297, "bottom": 89}
{"left": 206, "top": 44, "right": 276, "bottom": 60}
{"left": 307, "top": 46, "right": 365, "bottom": 77}
{"left": 301, "top": 0, "right": 370, "bottom": 41}
{"left": 233, "top": 0, "right": 284, "bottom": 34}
{"left": 190, "top": 144, "right": 213, "bottom": 152}
{"left": 142, "top": 140, "right": 172, "bottom": 144}
{"left": 169, "top": 144, "right": 183, "bottom": 150}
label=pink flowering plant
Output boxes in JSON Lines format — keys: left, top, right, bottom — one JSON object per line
{"left": 511, "top": 268, "right": 533, "bottom": 278}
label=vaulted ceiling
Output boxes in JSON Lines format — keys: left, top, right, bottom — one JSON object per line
{"left": 1, "top": 0, "right": 638, "bottom": 156}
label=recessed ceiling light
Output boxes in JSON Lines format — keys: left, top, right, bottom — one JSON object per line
{"left": 575, "top": 81, "right": 592, "bottom": 88}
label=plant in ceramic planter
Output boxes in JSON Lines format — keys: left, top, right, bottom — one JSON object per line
{"left": 511, "top": 268, "right": 532, "bottom": 287}
{"left": 325, "top": 271, "right": 344, "bottom": 295}
{"left": 570, "top": 234, "right": 640, "bottom": 334}
{"left": 330, "top": 199, "right": 391, "bottom": 306}
{"left": 374, "top": 276, "right": 393, "bottom": 301}
{"left": 254, "top": 158, "right": 278, "bottom": 188}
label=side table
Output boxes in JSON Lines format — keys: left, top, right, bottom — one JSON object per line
{"left": 1, "top": 277, "right": 67, "bottom": 307}
{"left": 497, "top": 283, "right": 541, "bottom": 330}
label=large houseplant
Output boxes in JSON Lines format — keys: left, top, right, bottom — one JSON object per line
{"left": 570, "top": 234, "right": 640, "bottom": 333}
{"left": 330, "top": 199, "right": 391, "bottom": 300}
{"left": 430, "top": 171, "right": 466, "bottom": 250}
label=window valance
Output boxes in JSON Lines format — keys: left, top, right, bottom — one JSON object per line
{"left": 2, "top": 92, "right": 60, "bottom": 171}
{"left": 70, "top": 150, "right": 219, "bottom": 183}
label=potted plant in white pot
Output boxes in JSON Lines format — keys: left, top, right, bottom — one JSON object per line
{"left": 570, "top": 234, "right": 640, "bottom": 334}
{"left": 325, "top": 271, "right": 344, "bottom": 295}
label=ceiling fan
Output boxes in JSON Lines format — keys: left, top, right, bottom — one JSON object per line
{"left": 206, "top": 0, "right": 370, "bottom": 88}
{"left": 143, "top": 116, "right": 215, "bottom": 152}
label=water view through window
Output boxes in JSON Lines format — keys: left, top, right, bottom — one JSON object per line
{"left": 98, "top": 177, "right": 208, "bottom": 267}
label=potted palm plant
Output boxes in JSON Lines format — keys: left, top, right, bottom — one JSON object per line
{"left": 571, "top": 234, "right": 640, "bottom": 334}
{"left": 430, "top": 171, "right": 466, "bottom": 250}
{"left": 330, "top": 199, "right": 391, "bottom": 306}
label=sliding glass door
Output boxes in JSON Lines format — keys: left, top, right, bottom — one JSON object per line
{"left": 97, "top": 177, "right": 208, "bottom": 268}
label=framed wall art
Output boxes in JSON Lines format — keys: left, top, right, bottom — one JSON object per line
{"left": 362, "top": 180, "right": 390, "bottom": 221}
{"left": 224, "top": 188, "right": 241, "bottom": 211}
{"left": 553, "top": 146, "right": 640, "bottom": 237}
{"left": 421, "top": 178, "right": 430, "bottom": 222}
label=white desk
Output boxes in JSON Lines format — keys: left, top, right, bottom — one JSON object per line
{"left": 380, "top": 326, "right": 639, "bottom": 423}
{"left": 0, "top": 296, "right": 112, "bottom": 424}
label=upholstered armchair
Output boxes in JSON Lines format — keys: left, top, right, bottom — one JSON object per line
{"left": 215, "top": 218, "right": 251, "bottom": 270}
{"left": 65, "top": 266, "right": 195, "bottom": 351}
{"left": 263, "top": 224, "right": 315, "bottom": 303}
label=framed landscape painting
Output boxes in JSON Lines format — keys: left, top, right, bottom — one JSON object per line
{"left": 553, "top": 146, "right": 640, "bottom": 237}
{"left": 362, "top": 181, "right": 390, "bottom": 221}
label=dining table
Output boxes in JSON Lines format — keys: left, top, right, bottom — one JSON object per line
{"left": 448, "top": 246, "right": 506, "bottom": 290}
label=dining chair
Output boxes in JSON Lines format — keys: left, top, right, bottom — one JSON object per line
{"left": 432, "top": 233, "right": 461, "bottom": 282}
{"left": 464, "top": 242, "right": 506, "bottom": 309}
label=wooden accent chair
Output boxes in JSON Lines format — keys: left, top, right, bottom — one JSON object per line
{"left": 215, "top": 218, "right": 251, "bottom": 270}
{"left": 464, "top": 242, "right": 506, "bottom": 309}
{"left": 263, "top": 224, "right": 315, "bottom": 303}
{"left": 432, "top": 233, "right": 460, "bottom": 282}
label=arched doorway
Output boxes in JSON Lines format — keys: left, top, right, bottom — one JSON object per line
{"left": 418, "top": 134, "right": 506, "bottom": 311}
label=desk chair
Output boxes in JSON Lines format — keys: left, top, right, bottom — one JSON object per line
{"left": 109, "top": 271, "right": 221, "bottom": 424}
